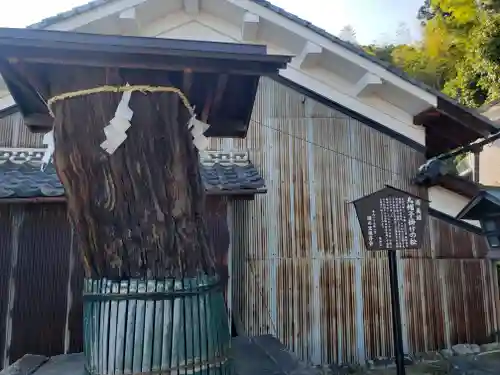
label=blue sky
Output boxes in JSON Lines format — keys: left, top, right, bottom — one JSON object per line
{"left": 0, "top": 0, "right": 424, "bottom": 45}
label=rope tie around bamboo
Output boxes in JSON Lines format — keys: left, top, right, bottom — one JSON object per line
{"left": 42, "top": 85, "right": 209, "bottom": 167}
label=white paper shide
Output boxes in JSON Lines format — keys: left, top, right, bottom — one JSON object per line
{"left": 41, "top": 129, "right": 55, "bottom": 171}
{"left": 189, "top": 115, "right": 210, "bottom": 151}
{"left": 101, "top": 89, "right": 133, "bottom": 155}
{"left": 40, "top": 87, "right": 210, "bottom": 169}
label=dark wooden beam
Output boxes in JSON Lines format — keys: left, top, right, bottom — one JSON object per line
{"left": 426, "top": 121, "right": 472, "bottom": 147}
{"left": 0, "top": 30, "right": 290, "bottom": 139}
{"left": 204, "top": 119, "right": 247, "bottom": 138}
{"left": 6, "top": 50, "right": 283, "bottom": 75}
{"left": 0, "top": 59, "right": 47, "bottom": 117}
{"left": 0, "top": 189, "right": 263, "bottom": 205}
{"left": 435, "top": 174, "right": 480, "bottom": 199}
{"left": 0, "top": 196, "right": 65, "bottom": 204}
{"left": 0, "top": 27, "right": 274, "bottom": 58}
{"left": 15, "top": 60, "right": 49, "bottom": 98}
{"left": 413, "top": 107, "right": 440, "bottom": 126}
{"left": 211, "top": 74, "right": 229, "bottom": 116}
{"left": 437, "top": 96, "right": 496, "bottom": 137}
{"left": 201, "top": 91, "right": 214, "bottom": 123}
{"left": 199, "top": 74, "right": 228, "bottom": 123}
{"left": 24, "top": 113, "right": 53, "bottom": 129}
{"left": 182, "top": 68, "right": 193, "bottom": 98}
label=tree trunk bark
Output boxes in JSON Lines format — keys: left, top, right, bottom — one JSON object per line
{"left": 48, "top": 66, "right": 215, "bottom": 280}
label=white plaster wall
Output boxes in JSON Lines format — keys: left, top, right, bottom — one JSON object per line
{"left": 479, "top": 141, "right": 500, "bottom": 186}
{"left": 428, "top": 186, "right": 480, "bottom": 227}
{"left": 479, "top": 105, "right": 500, "bottom": 186}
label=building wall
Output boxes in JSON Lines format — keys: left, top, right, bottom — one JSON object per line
{"left": 0, "top": 111, "right": 43, "bottom": 148}
{"left": 0, "top": 203, "right": 80, "bottom": 369}
{"left": 212, "top": 77, "right": 499, "bottom": 365}
{"left": 479, "top": 141, "right": 500, "bottom": 186}
{"left": 1, "top": 77, "right": 498, "bottom": 366}
{"left": 473, "top": 105, "right": 500, "bottom": 186}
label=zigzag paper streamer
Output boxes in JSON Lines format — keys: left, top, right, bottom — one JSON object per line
{"left": 189, "top": 116, "right": 210, "bottom": 151}
{"left": 41, "top": 129, "right": 55, "bottom": 171}
{"left": 100, "top": 86, "right": 133, "bottom": 155}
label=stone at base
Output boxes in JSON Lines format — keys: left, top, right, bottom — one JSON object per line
{"left": 452, "top": 344, "right": 474, "bottom": 356}
{"left": 0, "top": 355, "right": 48, "bottom": 375}
{"left": 403, "top": 355, "right": 414, "bottom": 365}
{"left": 372, "top": 357, "right": 394, "bottom": 368}
{"left": 328, "top": 364, "right": 353, "bottom": 375}
{"left": 469, "top": 344, "right": 481, "bottom": 354}
{"left": 480, "top": 342, "right": 500, "bottom": 352}
{"left": 414, "top": 351, "right": 443, "bottom": 363}
{"left": 441, "top": 348, "right": 455, "bottom": 358}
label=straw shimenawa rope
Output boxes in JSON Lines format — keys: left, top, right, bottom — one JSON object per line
{"left": 47, "top": 85, "right": 195, "bottom": 117}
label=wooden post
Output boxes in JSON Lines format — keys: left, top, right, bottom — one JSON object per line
{"left": 49, "top": 66, "right": 216, "bottom": 280}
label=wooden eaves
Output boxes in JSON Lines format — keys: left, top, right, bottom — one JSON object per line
{"left": 0, "top": 27, "right": 291, "bottom": 137}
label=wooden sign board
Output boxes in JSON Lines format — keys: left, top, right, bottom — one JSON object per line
{"left": 353, "top": 186, "right": 429, "bottom": 251}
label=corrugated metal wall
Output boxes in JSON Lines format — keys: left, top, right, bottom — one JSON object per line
{"left": 209, "top": 78, "right": 500, "bottom": 365}
{"left": 0, "top": 111, "right": 42, "bottom": 148}
{"left": 0, "top": 203, "right": 81, "bottom": 370}
{"left": 0, "top": 197, "right": 228, "bottom": 370}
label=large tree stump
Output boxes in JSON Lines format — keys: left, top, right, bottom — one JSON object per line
{"left": 49, "top": 66, "right": 215, "bottom": 279}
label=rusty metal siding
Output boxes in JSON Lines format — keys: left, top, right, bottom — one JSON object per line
{"left": 0, "top": 206, "right": 12, "bottom": 368}
{"left": 429, "top": 217, "right": 489, "bottom": 259}
{"left": 0, "top": 204, "right": 76, "bottom": 369}
{"left": 66, "top": 234, "right": 84, "bottom": 354}
{"left": 228, "top": 77, "right": 499, "bottom": 365}
{"left": 400, "top": 220, "right": 496, "bottom": 354}
{"left": 362, "top": 258, "right": 393, "bottom": 360}
{"left": 0, "top": 111, "right": 43, "bottom": 148}
{"left": 9, "top": 205, "right": 72, "bottom": 362}
{"left": 402, "top": 259, "right": 445, "bottom": 353}
{"left": 0, "top": 112, "right": 20, "bottom": 147}
{"left": 16, "top": 124, "right": 43, "bottom": 148}
{"left": 206, "top": 197, "right": 230, "bottom": 283}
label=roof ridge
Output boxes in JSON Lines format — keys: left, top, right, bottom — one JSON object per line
{"left": 0, "top": 147, "right": 252, "bottom": 165}
{"left": 25, "top": 1, "right": 471, "bottom": 111}
{"left": 28, "top": 0, "right": 115, "bottom": 29}
{"left": 21, "top": 0, "right": 498, "bottom": 135}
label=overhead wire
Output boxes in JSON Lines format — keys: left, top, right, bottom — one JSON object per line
{"left": 248, "top": 118, "right": 414, "bottom": 179}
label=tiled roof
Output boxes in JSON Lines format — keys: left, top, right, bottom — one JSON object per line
{"left": 0, "top": 161, "right": 63, "bottom": 198}
{"left": 0, "top": 149, "right": 266, "bottom": 199}
{"left": 27, "top": 0, "right": 113, "bottom": 29}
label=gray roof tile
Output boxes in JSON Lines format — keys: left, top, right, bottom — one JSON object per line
{"left": 0, "top": 162, "right": 64, "bottom": 198}
{"left": 27, "top": 0, "right": 113, "bottom": 29}
{"left": 0, "top": 151, "right": 265, "bottom": 199}
{"left": 202, "top": 163, "right": 265, "bottom": 192}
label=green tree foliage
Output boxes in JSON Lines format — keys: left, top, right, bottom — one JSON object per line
{"left": 364, "top": 44, "right": 396, "bottom": 63}
{"left": 367, "top": 0, "right": 500, "bottom": 108}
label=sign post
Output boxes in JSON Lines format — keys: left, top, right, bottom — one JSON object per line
{"left": 353, "top": 186, "right": 429, "bottom": 375}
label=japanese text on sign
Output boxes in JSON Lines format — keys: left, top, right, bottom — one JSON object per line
{"left": 353, "top": 187, "right": 428, "bottom": 251}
